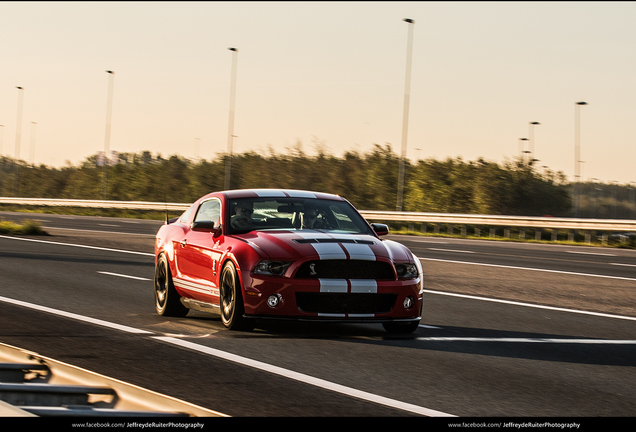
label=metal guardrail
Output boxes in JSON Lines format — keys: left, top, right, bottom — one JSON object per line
{"left": 360, "top": 210, "right": 636, "bottom": 232}
{"left": 1, "top": 197, "right": 635, "bottom": 232}
{"left": 0, "top": 342, "right": 226, "bottom": 417}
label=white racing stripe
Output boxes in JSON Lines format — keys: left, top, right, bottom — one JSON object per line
{"left": 319, "top": 279, "right": 348, "bottom": 293}
{"left": 342, "top": 242, "right": 376, "bottom": 260}
{"left": 311, "top": 242, "right": 347, "bottom": 259}
{"left": 174, "top": 277, "right": 220, "bottom": 297}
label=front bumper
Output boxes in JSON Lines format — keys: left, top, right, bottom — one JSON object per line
{"left": 240, "top": 273, "right": 423, "bottom": 321}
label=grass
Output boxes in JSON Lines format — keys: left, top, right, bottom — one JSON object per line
{"left": 0, "top": 219, "right": 48, "bottom": 235}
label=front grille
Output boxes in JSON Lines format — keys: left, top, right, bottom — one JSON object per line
{"left": 296, "top": 293, "right": 397, "bottom": 314}
{"left": 294, "top": 260, "right": 395, "bottom": 280}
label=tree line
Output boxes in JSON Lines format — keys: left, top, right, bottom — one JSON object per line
{"left": 1, "top": 145, "right": 634, "bottom": 218}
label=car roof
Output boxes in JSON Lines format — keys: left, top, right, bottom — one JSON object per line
{"left": 216, "top": 189, "right": 345, "bottom": 202}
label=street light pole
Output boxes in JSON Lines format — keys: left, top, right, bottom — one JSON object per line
{"left": 225, "top": 47, "right": 238, "bottom": 191}
{"left": 396, "top": 18, "right": 414, "bottom": 212}
{"left": 529, "top": 121, "right": 540, "bottom": 163}
{"left": 30, "top": 121, "right": 37, "bottom": 165}
{"left": 103, "top": 70, "right": 115, "bottom": 199}
{"left": 518, "top": 137, "right": 528, "bottom": 161}
{"left": 13, "top": 86, "right": 24, "bottom": 196}
{"left": 14, "top": 87, "right": 24, "bottom": 162}
{"left": 0, "top": 125, "right": 4, "bottom": 156}
{"left": 574, "top": 101, "right": 588, "bottom": 217}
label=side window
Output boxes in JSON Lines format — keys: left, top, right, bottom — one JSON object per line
{"left": 194, "top": 199, "right": 221, "bottom": 226}
{"left": 179, "top": 205, "right": 195, "bottom": 224}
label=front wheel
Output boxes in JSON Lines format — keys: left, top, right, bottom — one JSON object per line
{"left": 219, "top": 261, "right": 253, "bottom": 331}
{"left": 382, "top": 320, "right": 420, "bottom": 334}
{"left": 155, "top": 254, "right": 189, "bottom": 317}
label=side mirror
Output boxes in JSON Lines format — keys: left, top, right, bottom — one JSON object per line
{"left": 371, "top": 223, "right": 389, "bottom": 236}
{"left": 191, "top": 220, "right": 219, "bottom": 233}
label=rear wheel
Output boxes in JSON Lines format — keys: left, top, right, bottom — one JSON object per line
{"left": 219, "top": 261, "right": 253, "bottom": 330}
{"left": 155, "top": 254, "right": 189, "bottom": 317}
{"left": 382, "top": 320, "right": 420, "bottom": 334}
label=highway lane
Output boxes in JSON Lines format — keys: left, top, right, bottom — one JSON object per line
{"left": 0, "top": 214, "right": 635, "bottom": 417}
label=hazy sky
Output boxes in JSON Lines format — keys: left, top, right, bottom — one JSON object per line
{"left": 1, "top": 1, "right": 635, "bottom": 184}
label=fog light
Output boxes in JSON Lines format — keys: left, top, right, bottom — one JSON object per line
{"left": 267, "top": 294, "right": 283, "bottom": 308}
{"left": 403, "top": 296, "right": 414, "bottom": 310}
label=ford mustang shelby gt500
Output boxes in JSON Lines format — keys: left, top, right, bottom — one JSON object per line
{"left": 154, "top": 189, "right": 424, "bottom": 333}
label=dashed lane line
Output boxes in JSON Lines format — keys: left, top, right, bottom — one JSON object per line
{"left": 0, "top": 294, "right": 454, "bottom": 417}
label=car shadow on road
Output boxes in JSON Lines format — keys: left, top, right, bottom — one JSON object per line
{"left": 378, "top": 325, "right": 636, "bottom": 367}
{"left": 175, "top": 314, "right": 636, "bottom": 367}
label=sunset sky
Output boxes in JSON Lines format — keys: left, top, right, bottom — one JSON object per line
{"left": 1, "top": 1, "right": 635, "bottom": 184}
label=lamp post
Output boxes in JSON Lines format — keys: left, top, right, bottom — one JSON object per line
{"left": 30, "top": 121, "right": 37, "bottom": 165}
{"left": 14, "top": 87, "right": 24, "bottom": 162}
{"left": 13, "top": 86, "right": 24, "bottom": 196}
{"left": 103, "top": 70, "right": 115, "bottom": 200}
{"left": 529, "top": 121, "right": 540, "bottom": 162}
{"left": 225, "top": 47, "right": 238, "bottom": 190}
{"left": 396, "top": 18, "right": 414, "bottom": 212}
{"left": 574, "top": 101, "right": 587, "bottom": 217}
{"left": 518, "top": 137, "right": 528, "bottom": 161}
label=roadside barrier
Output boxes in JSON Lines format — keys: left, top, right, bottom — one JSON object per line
{"left": 0, "top": 342, "right": 226, "bottom": 417}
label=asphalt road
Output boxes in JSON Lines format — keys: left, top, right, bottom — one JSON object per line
{"left": 0, "top": 211, "right": 635, "bottom": 419}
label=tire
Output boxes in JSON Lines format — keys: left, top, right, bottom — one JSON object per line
{"left": 155, "top": 254, "right": 189, "bottom": 317}
{"left": 382, "top": 320, "right": 420, "bottom": 334}
{"left": 219, "top": 261, "right": 253, "bottom": 330}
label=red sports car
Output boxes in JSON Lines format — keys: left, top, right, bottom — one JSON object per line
{"left": 154, "top": 189, "right": 424, "bottom": 333}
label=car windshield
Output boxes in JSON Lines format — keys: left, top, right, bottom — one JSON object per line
{"left": 227, "top": 197, "right": 372, "bottom": 235}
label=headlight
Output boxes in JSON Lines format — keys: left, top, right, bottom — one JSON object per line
{"left": 253, "top": 261, "right": 291, "bottom": 276}
{"left": 395, "top": 262, "right": 418, "bottom": 279}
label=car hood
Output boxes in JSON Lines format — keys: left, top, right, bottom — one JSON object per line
{"left": 233, "top": 229, "right": 414, "bottom": 263}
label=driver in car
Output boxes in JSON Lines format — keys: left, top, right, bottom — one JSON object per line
{"left": 301, "top": 202, "right": 324, "bottom": 229}
{"left": 231, "top": 201, "right": 254, "bottom": 230}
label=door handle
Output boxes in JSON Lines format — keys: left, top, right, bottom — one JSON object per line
{"left": 180, "top": 238, "right": 187, "bottom": 248}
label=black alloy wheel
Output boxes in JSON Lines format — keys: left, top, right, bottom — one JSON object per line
{"left": 155, "top": 254, "right": 189, "bottom": 317}
{"left": 219, "top": 261, "right": 253, "bottom": 330}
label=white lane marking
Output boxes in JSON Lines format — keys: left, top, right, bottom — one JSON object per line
{"left": 0, "top": 295, "right": 152, "bottom": 334}
{"left": 422, "top": 289, "right": 636, "bottom": 322}
{"left": 97, "top": 271, "right": 151, "bottom": 281}
{"left": 0, "top": 234, "right": 154, "bottom": 256}
{"left": 428, "top": 248, "right": 475, "bottom": 254}
{"left": 44, "top": 226, "right": 155, "bottom": 237}
{"left": 419, "top": 257, "right": 636, "bottom": 282}
{"left": 566, "top": 250, "right": 616, "bottom": 256}
{"left": 611, "top": 262, "right": 636, "bottom": 268}
{"left": 152, "top": 336, "right": 455, "bottom": 417}
{"left": 416, "top": 337, "right": 636, "bottom": 344}
{"left": 0, "top": 294, "right": 454, "bottom": 417}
